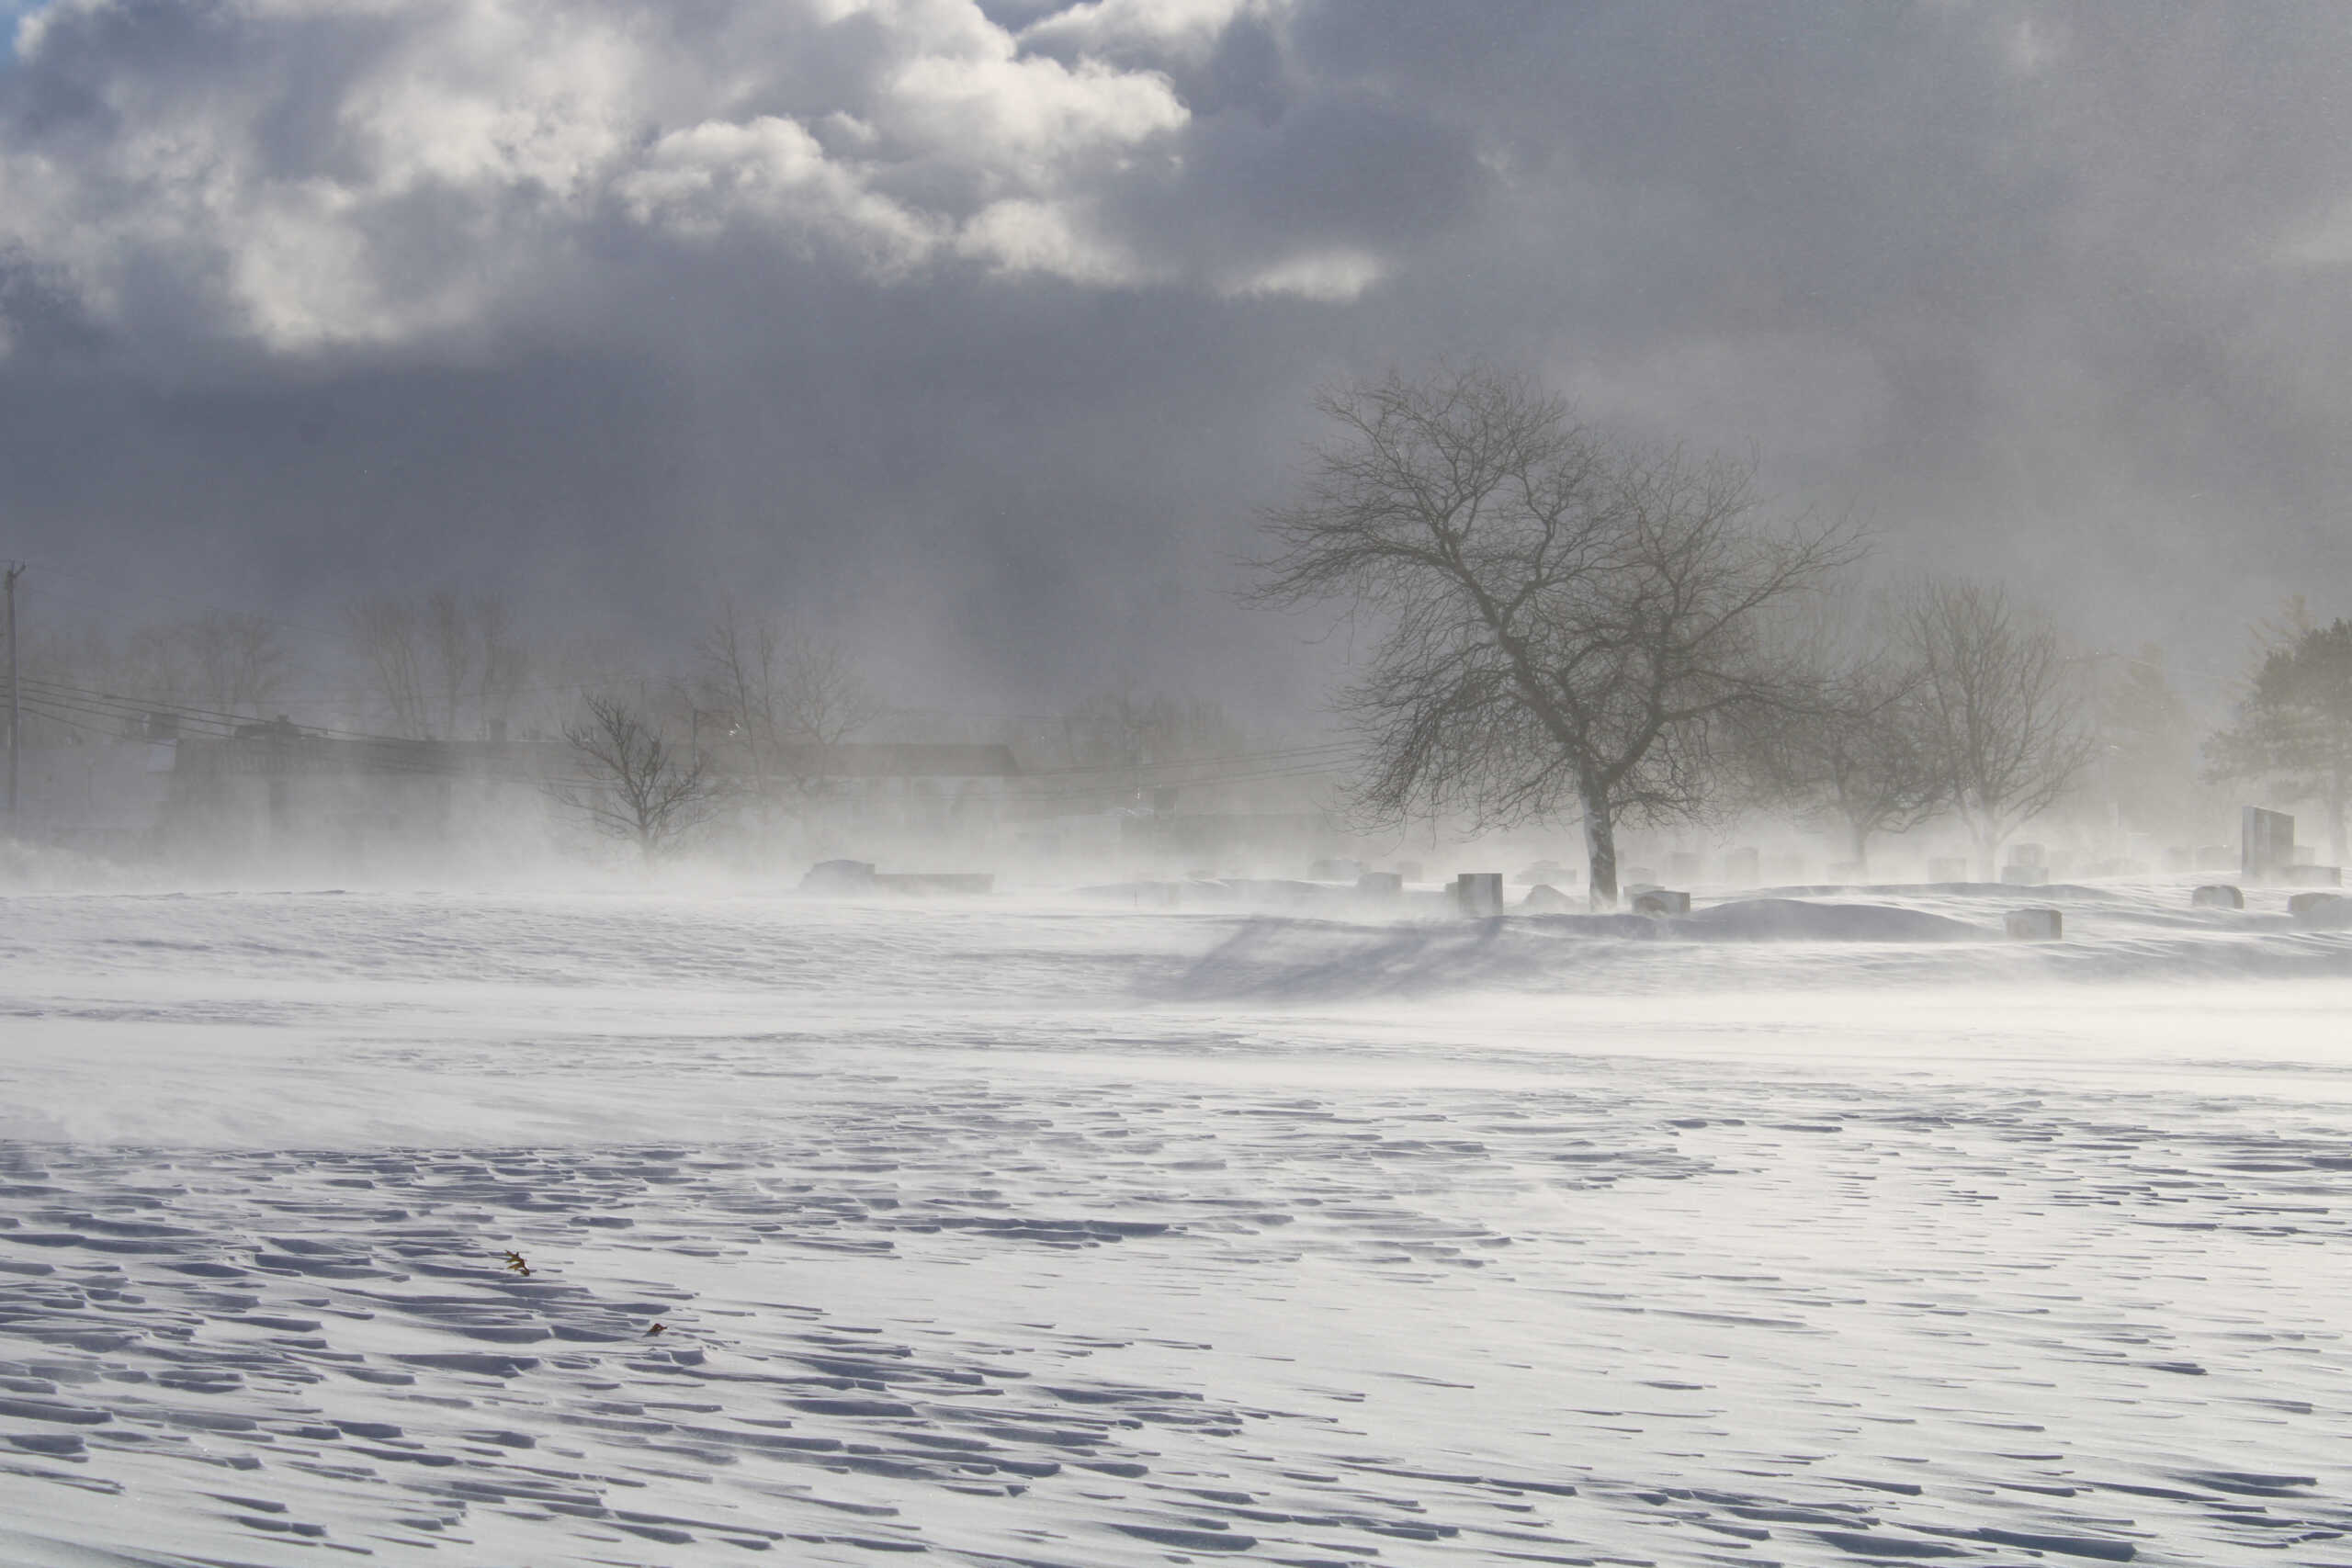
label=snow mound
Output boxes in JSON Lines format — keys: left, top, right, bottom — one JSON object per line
{"left": 1673, "top": 897, "right": 1984, "bottom": 942}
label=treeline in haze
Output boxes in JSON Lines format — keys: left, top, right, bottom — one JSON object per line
{"left": 6, "top": 364, "right": 2347, "bottom": 897}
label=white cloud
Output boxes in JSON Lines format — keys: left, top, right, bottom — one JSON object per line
{"left": 1223, "top": 247, "right": 1383, "bottom": 303}
{"left": 0, "top": 0, "right": 1310, "bottom": 354}
{"left": 1020, "top": 0, "right": 1269, "bottom": 66}
{"left": 885, "top": 48, "right": 1186, "bottom": 188}
{"left": 617, "top": 116, "right": 939, "bottom": 268}
{"left": 956, "top": 197, "right": 1149, "bottom": 285}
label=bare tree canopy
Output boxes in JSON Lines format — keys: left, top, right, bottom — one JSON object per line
{"left": 551, "top": 694, "right": 719, "bottom": 857}
{"left": 1739, "top": 598, "right": 1940, "bottom": 874}
{"left": 348, "top": 590, "right": 530, "bottom": 740}
{"left": 694, "top": 599, "right": 879, "bottom": 811}
{"left": 1901, "top": 576, "right": 2094, "bottom": 877}
{"left": 14, "top": 611, "right": 290, "bottom": 745}
{"left": 1251, "top": 364, "right": 1861, "bottom": 906}
{"left": 2205, "top": 615, "right": 2352, "bottom": 863}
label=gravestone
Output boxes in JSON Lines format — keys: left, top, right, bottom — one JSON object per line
{"left": 2009, "top": 841, "right": 2047, "bottom": 869}
{"left": 1623, "top": 865, "right": 1657, "bottom": 889}
{"left": 1520, "top": 884, "right": 1576, "bottom": 913}
{"left": 1355, "top": 871, "right": 1404, "bottom": 897}
{"left": 1308, "top": 857, "right": 1362, "bottom": 882}
{"left": 1632, "top": 888, "right": 1690, "bottom": 917}
{"left": 2290, "top": 891, "right": 2352, "bottom": 920}
{"left": 1668, "top": 851, "right": 1702, "bottom": 884}
{"left": 1928, "top": 856, "right": 1968, "bottom": 883}
{"left": 2005, "top": 908, "right": 2063, "bottom": 941}
{"left": 2243, "top": 807, "right": 2296, "bottom": 880}
{"left": 1516, "top": 860, "right": 1568, "bottom": 885}
{"left": 2000, "top": 863, "right": 2048, "bottom": 886}
{"left": 2285, "top": 864, "right": 2344, "bottom": 887}
{"left": 1392, "top": 861, "right": 1423, "bottom": 883}
{"left": 1722, "top": 846, "right": 1760, "bottom": 886}
{"left": 2190, "top": 884, "right": 2244, "bottom": 910}
{"left": 1453, "top": 873, "right": 1505, "bottom": 917}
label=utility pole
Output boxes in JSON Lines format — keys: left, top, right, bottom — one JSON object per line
{"left": 5, "top": 562, "right": 21, "bottom": 819}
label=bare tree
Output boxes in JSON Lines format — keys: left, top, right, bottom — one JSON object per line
{"left": 551, "top": 694, "right": 718, "bottom": 857}
{"left": 1901, "top": 576, "right": 2094, "bottom": 877}
{"left": 426, "top": 590, "right": 474, "bottom": 741}
{"left": 182, "top": 612, "right": 289, "bottom": 719}
{"left": 1738, "top": 601, "right": 1942, "bottom": 874}
{"left": 347, "top": 596, "right": 431, "bottom": 739}
{"left": 351, "top": 590, "right": 533, "bottom": 739}
{"left": 474, "top": 595, "right": 531, "bottom": 738}
{"left": 696, "top": 596, "right": 783, "bottom": 803}
{"left": 713, "top": 616, "right": 880, "bottom": 806}
{"left": 1251, "top": 365, "right": 1860, "bottom": 906}
{"left": 777, "top": 629, "right": 876, "bottom": 748}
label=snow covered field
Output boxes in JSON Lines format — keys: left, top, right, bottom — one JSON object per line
{"left": 1, "top": 883, "right": 2349, "bottom": 1566}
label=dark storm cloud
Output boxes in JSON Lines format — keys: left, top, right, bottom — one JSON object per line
{"left": 2, "top": 0, "right": 2349, "bottom": 714}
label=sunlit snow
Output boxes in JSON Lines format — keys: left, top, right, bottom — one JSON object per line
{"left": 0, "top": 882, "right": 2347, "bottom": 1565}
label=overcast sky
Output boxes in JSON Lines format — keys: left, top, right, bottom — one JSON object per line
{"left": 3, "top": 0, "right": 2349, "bottom": 717}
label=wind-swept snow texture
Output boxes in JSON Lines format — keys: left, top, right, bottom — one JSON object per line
{"left": 0, "top": 883, "right": 2348, "bottom": 1565}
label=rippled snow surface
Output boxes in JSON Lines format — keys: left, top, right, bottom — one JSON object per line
{"left": 1, "top": 884, "right": 2349, "bottom": 1566}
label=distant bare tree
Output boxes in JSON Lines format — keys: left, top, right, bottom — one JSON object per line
{"left": 351, "top": 590, "right": 532, "bottom": 739}
{"left": 347, "top": 595, "right": 431, "bottom": 739}
{"left": 474, "top": 595, "right": 531, "bottom": 738}
{"left": 695, "top": 599, "right": 878, "bottom": 808}
{"left": 696, "top": 596, "right": 783, "bottom": 802}
{"left": 1250, "top": 365, "right": 1860, "bottom": 906}
{"left": 15, "top": 612, "right": 288, "bottom": 743}
{"left": 777, "top": 629, "right": 877, "bottom": 747}
{"left": 182, "top": 612, "right": 289, "bottom": 719}
{"left": 426, "top": 590, "right": 474, "bottom": 741}
{"left": 552, "top": 694, "right": 718, "bottom": 856}
{"left": 1739, "top": 601, "right": 1943, "bottom": 874}
{"left": 1902, "top": 576, "right": 2094, "bottom": 877}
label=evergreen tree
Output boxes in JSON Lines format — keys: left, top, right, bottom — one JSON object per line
{"left": 2207, "top": 618, "right": 2352, "bottom": 864}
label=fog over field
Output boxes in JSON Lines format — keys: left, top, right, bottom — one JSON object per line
{"left": 5, "top": 3, "right": 2352, "bottom": 1565}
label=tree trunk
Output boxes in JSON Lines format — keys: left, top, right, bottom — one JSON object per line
{"left": 1582, "top": 780, "right": 1619, "bottom": 910}
{"left": 1973, "top": 825, "right": 2002, "bottom": 883}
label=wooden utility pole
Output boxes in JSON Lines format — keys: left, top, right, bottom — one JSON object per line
{"left": 4, "top": 562, "right": 21, "bottom": 818}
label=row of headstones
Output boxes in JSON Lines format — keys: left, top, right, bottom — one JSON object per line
{"left": 1445, "top": 873, "right": 1686, "bottom": 918}
{"left": 2191, "top": 883, "right": 2350, "bottom": 917}
{"left": 1342, "top": 811, "right": 2341, "bottom": 895}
